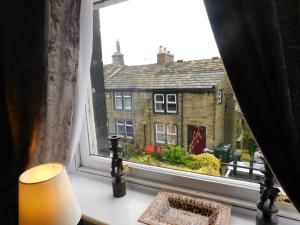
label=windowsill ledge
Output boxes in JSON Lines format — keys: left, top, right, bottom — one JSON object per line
{"left": 69, "top": 172, "right": 299, "bottom": 225}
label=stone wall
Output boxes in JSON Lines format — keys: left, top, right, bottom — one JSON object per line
{"left": 105, "top": 85, "right": 236, "bottom": 150}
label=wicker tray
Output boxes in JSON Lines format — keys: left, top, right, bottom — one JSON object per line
{"left": 138, "top": 190, "right": 231, "bottom": 225}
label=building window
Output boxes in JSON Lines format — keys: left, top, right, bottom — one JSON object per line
{"left": 116, "top": 119, "right": 134, "bottom": 139}
{"left": 114, "top": 92, "right": 132, "bottom": 110}
{"left": 167, "top": 124, "right": 177, "bottom": 144}
{"left": 114, "top": 92, "right": 123, "bottom": 109}
{"left": 125, "top": 120, "right": 134, "bottom": 139}
{"left": 155, "top": 123, "right": 166, "bottom": 144}
{"left": 116, "top": 119, "right": 125, "bottom": 137}
{"left": 154, "top": 94, "right": 164, "bottom": 113}
{"left": 218, "top": 89, "right": 223, "bottom": 104}
{"left": 123, "top": 92, "right": 132, "bottom": 110}
{"left": 154, "top": 93, "right": 177, "bottom": 114}
{"left": 155, "top": 123, "right": 177, "bottom": 144}
{"left": 166, "top": 94, "right": 177, "bottom": 113}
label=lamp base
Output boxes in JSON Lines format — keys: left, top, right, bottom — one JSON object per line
{"left": 112, "top": 178, "right": 126, "bottom": 198}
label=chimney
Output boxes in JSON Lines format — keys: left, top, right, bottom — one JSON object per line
{"left": 157, "top": 46, "right": 174, "bottom": 65}
{"left": 112, "top": 40, "right": 124, "bottom": 66}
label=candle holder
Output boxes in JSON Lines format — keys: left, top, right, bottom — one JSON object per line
{"left": 256, "top": 160, "right": 280, "bottom": 225}
{"left": 108, "top": 135, "right": 126, "bottom": 198}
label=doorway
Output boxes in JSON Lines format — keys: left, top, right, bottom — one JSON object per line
{"left": 187, "top": 125, "right": 206, "bottom": 154}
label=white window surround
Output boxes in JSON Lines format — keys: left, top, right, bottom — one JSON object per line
{"left": 116, "top": 119, "right": 125, "bottom": 137}
{"left": 75, "top": 1, "right": 300, "bottom": 221}
{"left": 166, "top": 94, "right": 177, "bottom": 113}
{"left": 125, "top": 120, "right": 134, "bottom": 139}
{"left": 155, "top": 123, "right": 165, "bottom": 144}
{"left": 115, "top": 119, "right": 134, "bottom": 139}
{"left": 114, "top": 92, "right": 123, "bottom": 109}
{"left": 154, "top": 93, "right": 178, "bottom": 114}
{"left": 114, "top": 92, "right": 132, "bottom": 110}
{"left": 123, "top": 92, "right": 132, "bottom": 110}
{"left": 167, "top": 124, "right": 177, "bottom": 144}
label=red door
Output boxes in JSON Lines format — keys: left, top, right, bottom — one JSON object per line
{"left": 188, "top": 125, "right": 206, "bottom": 154}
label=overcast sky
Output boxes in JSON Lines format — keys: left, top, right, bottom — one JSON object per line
{"left": 99, "top": 0, "right": 220, "bottom": 65}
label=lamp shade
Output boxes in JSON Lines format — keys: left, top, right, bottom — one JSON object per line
{"left": 19, "top": 163, "right": 81, "bottom": 225}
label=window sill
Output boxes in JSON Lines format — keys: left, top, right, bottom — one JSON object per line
{"left": 69, "top": 172, "right": 299, "bottom": 225}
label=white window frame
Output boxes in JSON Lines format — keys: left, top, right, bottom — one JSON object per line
{"left": 155, "top": 123, "right": 166, "bottom": 144}
{"left": 125, "top": 120, "right": 134, "bottom": 139}
{"left": 75, "top": 1, "right": 300, "bottom": 220}
{"left": 154, "top": 94, "right": 164, "bottom": 113}
{"left": 116, "top": 119, "right": 125, "bottom": 137}
{"left": 123, "top": 92, "right": 132, "bottom": 110}
{"left": 166, "top": 94, "right": 177, "bottom": 113}
{"left": 114, "top": 92, "right": 123, "bottom": 109}
{"left": 167, "top": 124, "right": 177, "bottom": 144}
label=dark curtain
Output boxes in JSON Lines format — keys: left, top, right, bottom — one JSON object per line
{"left": 0, "top": 1, "right": 46, "bottom": 224}
{"left": 204, "top": 0, "right": 300, "bottom": 212}
{"left": 0, "top": 0, "right": 81, "bottom": 224}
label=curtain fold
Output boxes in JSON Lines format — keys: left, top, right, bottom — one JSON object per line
{"left": 204, "top": 0, "right": 300, "bottom": 212}
{"left": 0, "top": 0, "right": 83, "bottom": 224}
{"left": 29, "top": 0, "right": 82, "bottom": 167}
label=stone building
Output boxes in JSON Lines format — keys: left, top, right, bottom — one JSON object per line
{"left": 103, "top": 43, "right": 236, "bottom": 153}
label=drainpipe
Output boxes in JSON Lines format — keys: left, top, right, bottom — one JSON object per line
{"left": 181, "top": 93, "right": 184, "bottom": 147}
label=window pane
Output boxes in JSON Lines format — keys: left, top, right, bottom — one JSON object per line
{"left": 167, "top": 94, "right": 176, "bottom": 103}
{"left": 167, "top": 103, "right": 176, "bottom": 113}
{"left": 124, "top": 97, "right": 132, "bottom": 109}
{"left": 167, "top": 124, "right": 177, "bottom": 144}
{"left": 115, "top": 92, "right": 123, "bottom": 109}
{"left": 126, "top": 125, "right": 134, "bottom": 139}
{"left": 155, "top": 103, "right": 164, "bottom": 112}
{"left": 156, "top": 123, "right": 164, "bottom": 133}
{"left": 87, "top": 0, "right": 272, "bottom": 187}
{"left": 116, "top": 120, "right": 124, "bottom": 137}
{"left": 156, "top": 133, "right": 166, "bottom": 144}
{"left": 155, "top": 94, "right": 164, "bottom": 102}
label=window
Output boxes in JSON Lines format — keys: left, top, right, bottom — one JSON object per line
{"left": 125, "top": 120, "right": 134, "bottom": 139}
{"left": 154, "top": 94, "right": 164, "bottom": 113}
{"left": 114, "top": 92, "right": 132, "bottom": 110}
{"left": 116, "top": 119, "right": 134, "bottom": 139}
{"left": 167, "top": 124, "right": 177, "bottom": 144}
{"left": 123, "top": 92, "right": 132, "bottom": 110}
{"left": 77, "top": 1, "right": 297, "bottom": 218}
{"left": 116, "top": 119, "right": 125, "bottom": 137}
{"left": 155, "top": 123, "right": 177, "bottom": 144}
{"left": 154, "top": 93, "right": 177, "bottom": 114}
{"left": 166, "top": 94, "right": 177, "bottom": 113}
{"left": 155, "top": 123, "right": 166, "bottom": 144}
{"left": 114, "top": 92, "right": 123, "bottom": 109}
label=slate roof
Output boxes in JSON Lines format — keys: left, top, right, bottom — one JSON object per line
{"left": 104, "top": 58, "right": 225, "bottom": 91}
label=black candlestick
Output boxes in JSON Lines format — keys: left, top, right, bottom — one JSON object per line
{"left": 109, "top": 135, "right": 126, "bottom": 198}
{"left": 256, "top": 160, "right": 280, "bottom": 225}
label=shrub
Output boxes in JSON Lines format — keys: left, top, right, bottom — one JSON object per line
{"left": 243, "top": 130, "right": 257, "bottom": 156}
{"left": 187, "top": 153, "right": 221, "bottom": 171}
{"left": 240, "top": 149, "right": 251, "bottom": 162}
{"left": 130, "top": 154, "right": 158, "bottom": 166}
{"left": 198, "top": 166, "right": 220, "bottom": 176}
{"left": 123, "top": 143, "right": 141, "bottom": 158}
{"left": 162, "top": 145, "right": 189, "bottom": 164}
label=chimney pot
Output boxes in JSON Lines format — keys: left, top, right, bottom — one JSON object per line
{"left": 157, "top": 46, "right": 174, "bottom": 65}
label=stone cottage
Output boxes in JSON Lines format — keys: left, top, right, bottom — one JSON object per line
{"left": 102, "top": 42, "right": 236, "bottom": 153}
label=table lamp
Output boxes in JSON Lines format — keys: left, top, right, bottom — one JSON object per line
{"left": 19, "top": 163, "right": 81, "bottom": 225}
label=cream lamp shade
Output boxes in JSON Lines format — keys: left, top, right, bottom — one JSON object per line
{"left": 19, "top": 163, "right": 81, "bottom": 225}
